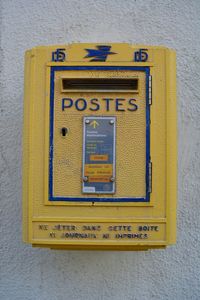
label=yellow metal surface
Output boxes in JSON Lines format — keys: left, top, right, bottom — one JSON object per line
{"left": 23, "top": 43, "right": 177, "bottom": 250}
{"left": 52, "top": 69, "right": 146, "bottom": 198}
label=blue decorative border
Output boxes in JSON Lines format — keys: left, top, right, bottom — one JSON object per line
{"left": 49, "top": 66, "right": 150, "bottom": 202}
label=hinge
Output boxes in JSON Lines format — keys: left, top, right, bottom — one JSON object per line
{"left": 148, "top": 161, "right": 152, "bottom": 193}
{"left": 149, "top": 75, "right": 152, "bottom": 105}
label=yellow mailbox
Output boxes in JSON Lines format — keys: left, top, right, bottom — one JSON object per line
{"left": 23, "top": 43, "right": 177, "bottom": 250}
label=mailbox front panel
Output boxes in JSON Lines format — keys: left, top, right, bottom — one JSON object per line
{"left": 23, "top": 44, "right": 177, "bottom": 250}
{"left": 48, "top": 67, "right": 150, "bottom": 202}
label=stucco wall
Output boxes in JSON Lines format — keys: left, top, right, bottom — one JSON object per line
{"left": 0, "top": 0, "right": 200, "bottom": 299}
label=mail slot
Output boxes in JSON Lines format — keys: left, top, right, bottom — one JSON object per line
{"left": 23, "top": 43, "right": 177, "bottom": 250}
{"left": 61, "top": 78, "right": 139, "bottom": 92}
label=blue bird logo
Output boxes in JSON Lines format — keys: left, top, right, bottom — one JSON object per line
{"left": 85, "top": 45, "right": 116, "bottom": 62}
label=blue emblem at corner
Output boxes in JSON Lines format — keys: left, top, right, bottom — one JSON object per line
{"left": 85, "top": 45, "right": 116, "bottom": 62}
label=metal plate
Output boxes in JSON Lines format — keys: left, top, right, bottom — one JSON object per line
{"left": 82, "top": 116, "right": 116, "bottom": 194}
{"left": 49, "top": 67, "right": 149, "bottom": 202}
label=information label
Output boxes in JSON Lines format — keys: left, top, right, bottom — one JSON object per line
{"left": 34, "top": 221, "right": 165, "bottom": 242}
{"left": 82, "top": 116, "right": 116, "bottom": 194}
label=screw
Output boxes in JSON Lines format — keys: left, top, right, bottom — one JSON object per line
{"left": 83, "top": 176, "right": 88, "bottom": 182}
{"left": 110, "top": 177, "right": 115, "bottom": 182}
{"left": 85, "top": 119, "right": 90, "bottom": 124}
{"left": 109, "top": 119, "right": 114, "bottom": 125}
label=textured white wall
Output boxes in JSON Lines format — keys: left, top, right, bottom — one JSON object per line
{"left": 0, "top": 0, "right": 200, "bottom": 299}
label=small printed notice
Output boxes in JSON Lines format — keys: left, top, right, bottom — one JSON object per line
{"left": 82, "top": 116, "right": 116, "bottom": 194}
{"left": 34, "top": 221, "right": 165, "bottom": 243}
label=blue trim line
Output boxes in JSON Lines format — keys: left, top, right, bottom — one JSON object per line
{"left": 49, "top": 69, "right": 55, "bottom": 199}
{"left": 50, "top": 196, "right": 149, "bottom": 202}
{"left": 49, "top": 66, "right": 150, "bottom": 202}
{"left": 145, "top": 67, "right": 150, "bottom": 201}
